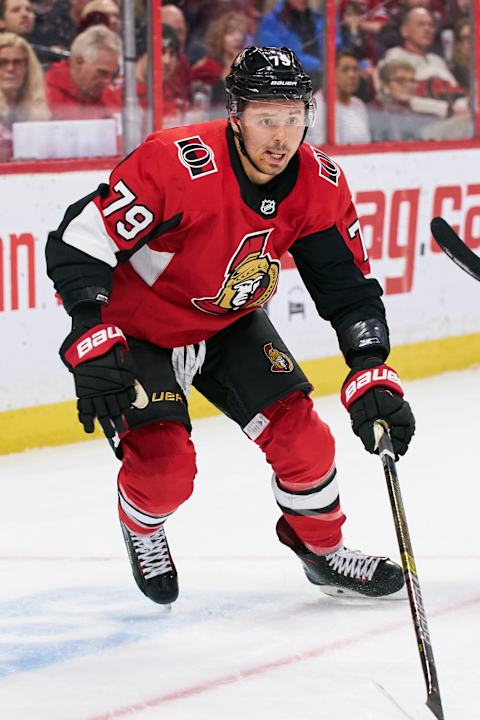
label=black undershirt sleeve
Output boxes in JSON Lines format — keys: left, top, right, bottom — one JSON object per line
{"left": 289, "top": 224, "right": 386, "bottom": 338}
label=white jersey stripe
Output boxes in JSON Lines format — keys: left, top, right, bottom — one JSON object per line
{"left": 62, "top": 200, "right": 119, "bottom": 268}
{"left": 129, "top": 245, "right": 175, "bottom": 287}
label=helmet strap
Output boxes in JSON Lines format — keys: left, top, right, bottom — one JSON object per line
{"left": 230, "top": 117, "right": 267, "bottom": 176}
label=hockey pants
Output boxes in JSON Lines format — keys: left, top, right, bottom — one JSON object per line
{"left": 118, "top": 391, "right": 345, "bottom": 554}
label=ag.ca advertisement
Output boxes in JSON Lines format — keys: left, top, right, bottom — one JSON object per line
{"left": 1, "top": 147, "right": 479, "bottom": 413}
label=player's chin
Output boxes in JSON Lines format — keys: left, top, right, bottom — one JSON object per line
{"left": 262, "top": 155, "right": 289, "bottom": 174}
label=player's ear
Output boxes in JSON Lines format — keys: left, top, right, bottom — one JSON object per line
{"left": 230, "top": 115, "right": 241, "bottom": 134}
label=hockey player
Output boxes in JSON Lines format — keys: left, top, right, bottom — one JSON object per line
{"left": 46, "top": 46, "right": 415, "bottom": 605}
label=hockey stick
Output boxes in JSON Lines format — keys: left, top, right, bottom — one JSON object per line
{"left": 374, "top": 422, "right": 445, "bottom": 720}
{"left": 105, "top": 379, "right": 149, "bottom": 460}
{"left": 430, "top": 216, "right": 480, "bottom": 282}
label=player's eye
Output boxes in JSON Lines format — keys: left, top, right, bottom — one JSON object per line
{"left": 286, "top": 116, "right": 300, "bottom": 125}
{"left": 259, "top": 117, "right": 275, "bottom": 126}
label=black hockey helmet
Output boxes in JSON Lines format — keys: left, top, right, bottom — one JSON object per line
{"left": 225, "top": 46, "right": 315, "bottom": 125}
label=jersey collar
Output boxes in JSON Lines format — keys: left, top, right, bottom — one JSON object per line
{"left": 226, "top": 124, "right": 299, "bottom": 219}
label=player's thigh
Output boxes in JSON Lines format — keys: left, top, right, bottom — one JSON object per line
{"left": 124, "top": 337, "right": 192, "bottom": 433}
{"left": 193, "top": 310, "right": 312, "bottom": 429}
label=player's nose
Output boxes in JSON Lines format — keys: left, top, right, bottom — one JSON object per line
{"left": 271, "top": 125, "right": 287, "bottom": 143}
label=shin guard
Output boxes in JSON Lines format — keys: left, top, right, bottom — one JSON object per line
{"left": 255, "top": 392, "right": 345, "bottom": 553}
{"left": 118, "top": 421, "right": 197, "bottom": 534}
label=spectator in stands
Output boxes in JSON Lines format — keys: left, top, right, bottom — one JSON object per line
{"left": 442, "top": 0, "right": 470, "bottom": 42}
{"left": 0, "top": 0, "right": 35, "bottom": 36}
{"left": 449, "top": 18, "right": 470, "bottom": 90}
{"left": 334, "top": 50, "right": 371, "bottom": 143}
{"left": 339, "top": 1, "right": 372, "bottom": 60}
{"left": 79, "top": 0, "right": 121, "bottom": 34}
{"left": 258, "top": 0, "right": 332, "bottom": 91}
{"left": 136, "top": 24, "right": 188, "bottom": 127}
{"left": 376, "top": 0, "right": 445, "bottom": 58}
{"left": 0, "top": 32, "right": 49, "bottom": 160}
{"left": 381, "top": 8, "right": 468, "bottom": 118}
{"left": 162, "top": 5, "right": 191, "bottom": 118}
{"left": 28, "top": 0, "right": 92, "bottom": 57}
{"left": 183, "top": 0, "right": 258, "bottom": 63}
{"left": 161, "top": 24, "right": 188, "bottom": 125}
{"left": 339, "top": 0, "right": 378, "bottom": 101}
{"left": 368, "top": 58, "right": 434, "bottom": 140}
{"left": 191, "top": 11, "right": 249, "bottom": 112}
{"left": 308, "top": 50, "right": 371, "bottom": 145}
{"left": 338, "top": 0, "right": 390, "bottom": 40}
{"left": 45, "top": 24, "right": 121, "bottom": 120}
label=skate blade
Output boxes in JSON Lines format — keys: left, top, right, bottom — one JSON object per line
{"left": 318, "top": 585, "right": 407, "bottom": 600}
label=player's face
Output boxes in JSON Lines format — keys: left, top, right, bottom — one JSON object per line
{"left": 0, "top": 46, "right": 27, "bottom": 97}
{"left": 236, "top": 100, "right": 305, "bottom": 183}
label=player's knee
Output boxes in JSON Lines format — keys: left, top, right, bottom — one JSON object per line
{"left": 255, "top": 391, "right": 335, "bottom": 481}
{"left": 120, "top": 421, "right": 197, "bottom": 512}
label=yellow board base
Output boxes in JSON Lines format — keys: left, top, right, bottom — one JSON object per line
{"left": 1, "top": 333, "right": 479, "bottom": 456}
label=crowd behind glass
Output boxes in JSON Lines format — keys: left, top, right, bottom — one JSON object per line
{"left": 0, "top": 0, "right": 474, "bottom": 161}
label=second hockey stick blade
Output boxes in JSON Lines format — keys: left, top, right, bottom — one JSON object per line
{"left": 430, "top": 216, "right": 480, "bottom": 282}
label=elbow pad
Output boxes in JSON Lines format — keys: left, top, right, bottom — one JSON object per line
{"left": 338, "top": 318, "right": 390, "bottom": 369}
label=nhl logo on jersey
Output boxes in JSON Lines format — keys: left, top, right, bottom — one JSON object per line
{"left": 174, "top": 136, "right": 218, "bottom": 179}
{"left": 309, "top": 147, "right": 341, "bottom": 187}
{"left": 260, "top": 198, "right": 276, "bottom": 216}
{"left": 263, "top": 342, "right": 294, "bottom": 373}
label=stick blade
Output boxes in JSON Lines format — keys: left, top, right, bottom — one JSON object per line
{"left": 374, "top": 683, "right": 444, "bottom": 720}
{"left": 426, "top": 694, "right": 445, "bottom": 720}
{"left": 431, "top": 216, "right": 480, "bottom": 281}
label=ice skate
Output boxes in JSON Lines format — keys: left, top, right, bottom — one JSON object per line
{"left": 276, "top": 516, "right": 404, "bottom": 599}
{"left": 120, "top": 521, "right": 179, "bottom": 605}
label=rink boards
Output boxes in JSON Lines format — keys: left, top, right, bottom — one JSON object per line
{"left": 1, "top": 146, "right": 480, "bottom": 453}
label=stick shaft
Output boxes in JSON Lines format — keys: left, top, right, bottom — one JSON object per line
{"left": 376, "top": 427, "right": 444, "bottom": 720}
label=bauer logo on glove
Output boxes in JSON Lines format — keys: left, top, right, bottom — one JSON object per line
{"left": 64, "top": 324, "right": 127, "bottom": 368}
{"left": 341, "top": 363, "right": 415, "bottom": 457}
{"left": 342, "top": 365, "right": 403, "bottom": 408}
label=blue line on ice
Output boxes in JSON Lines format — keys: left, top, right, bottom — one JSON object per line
{"left": 0, "top": 585, "right": 285, "bottom": 677}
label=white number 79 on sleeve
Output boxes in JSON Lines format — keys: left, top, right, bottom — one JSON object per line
{"left": 102, "top": 179, "right": 154, "bottom": 241}
{"left": 347, "top": 219, "right": 368, "bottom": 263}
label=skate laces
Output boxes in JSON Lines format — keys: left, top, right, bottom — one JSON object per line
{"left": 130, "top": 526, "right": 173, "bottom": 579}
{"left": 172, "top": 341, "right": 206, "bottom": 396}
{"left": 325, "top": 547, "right": 382, "bottom": 582}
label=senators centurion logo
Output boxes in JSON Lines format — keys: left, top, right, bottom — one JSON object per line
{"left": 192, "top": 230, "right": 280, "bottom": 315}
{"left": 263, "top": 343, "right": 294, "bottom": 373}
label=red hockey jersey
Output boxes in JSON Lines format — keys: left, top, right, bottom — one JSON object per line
{"left": 47, "top": 119, "right": 384, "bottom": 348}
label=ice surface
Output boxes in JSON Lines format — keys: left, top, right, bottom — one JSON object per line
{"left": 0, "top": 369, "right": 479, "bottom": 719}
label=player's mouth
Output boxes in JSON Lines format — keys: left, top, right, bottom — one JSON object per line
{"left": 265, "top": 150, "right": 287, "bottom": 164}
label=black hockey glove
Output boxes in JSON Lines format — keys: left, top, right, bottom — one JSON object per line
{"left": 341, "top": 363, "right": 415, "bottom": 457}
{"left": 60, "top": 323, "right": 138, "bottom": 439}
